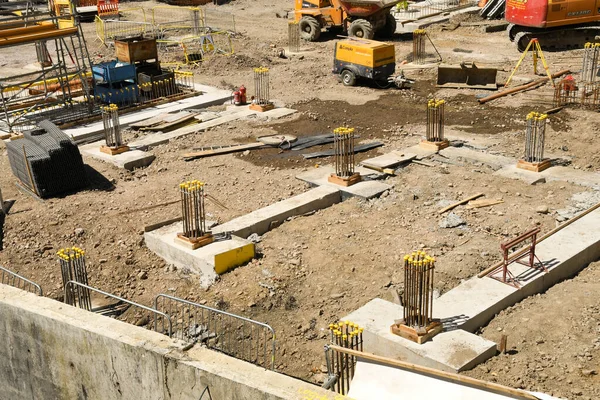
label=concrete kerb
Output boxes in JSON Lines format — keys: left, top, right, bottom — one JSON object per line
{"left": 64, "top": 83, "right": 233, "bottom": 143}
{"left": 213, "top": 186, "right": 342, "bottom": 238}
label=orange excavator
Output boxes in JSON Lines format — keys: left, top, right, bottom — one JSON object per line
{"left": 505, "top": 0, "right": 600, "bottom": 51}
{"left": 294, "top": 0, "right": 400, "bottom": 41}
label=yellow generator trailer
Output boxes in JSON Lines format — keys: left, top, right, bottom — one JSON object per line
{"left": 333, "top": 38, "right": 412, "bottom": 88}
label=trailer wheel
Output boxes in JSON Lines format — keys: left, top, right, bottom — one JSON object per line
{"left": 378, "top": 13, "right": 397, "bottom": 38}
{"left": 348, "top": 19, "right": 374, "bottom": 39}
{"left": 341, "top": 70, "right": 357, "bottom": 86}
{"left": 299, "top": 16, "right": 321, "bottom": 41}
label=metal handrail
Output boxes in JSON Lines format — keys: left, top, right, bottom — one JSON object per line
{"left": 65, "top": 281, "right": 172, "bottom": 337}
{"left": 154, "top": 293, "right": 275, "bottom": 369}
{"left": 0, "top": 266, "right": 43, "bottom": 296}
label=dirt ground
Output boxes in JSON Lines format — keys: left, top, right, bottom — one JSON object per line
{"left": 1, "top": 0, "right": 600, "bottom": 396}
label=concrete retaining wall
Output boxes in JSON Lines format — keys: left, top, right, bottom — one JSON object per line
{"left": 0, "top": 285, "right": 337, "bottom": 400}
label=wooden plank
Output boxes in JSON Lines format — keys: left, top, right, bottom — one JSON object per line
{"left": 412, "top": 160, "right": 436, "bottom": 167}
{"left": 361, "top": 164, "right": 396, "bottom": 175}
{"left": 465, "top": 199, "right": 504, "bottom": 209}
{"left": 328, "top": 345, "right": 540, "bottom": 400}
{"left": 183, "top": 142, "right": 265, "bottom": 160}
{"left": 142, "top": 112, "right": 200, "bottom": 131}
{"left": 438, "top": 193, "right": 484, "bottom": 214}
{"left": 361, "top": 152, "right": 416, "bottom": 169}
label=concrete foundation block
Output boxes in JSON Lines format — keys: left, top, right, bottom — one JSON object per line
{"left": 296, "top": 166, "right": 391, "bottom": 200}
{"left": 213, "top": 186, "right": 341, "bottom": 238}
{"left": 144, "top": 222, "right": 254, "bottom": 287}
{"left": 80, "top": 144, "right": 155, "bottom": 170}
{"left": 343, "top": 298, "right": 497, "bottom": 373}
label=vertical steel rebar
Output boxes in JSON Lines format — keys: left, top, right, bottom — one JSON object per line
{"left": 179, "top": 180, "right": 207, "bottom": 239}
{"left": 332, "top": 127, "right": 355, "bottom": 177}
{"left": 57, "top": 247, "right": 90, "bottom": 310}
{"left": 254, "top": 67, "right": 271, "bottom": 106}
{"left": 102, "top": 104, "right": 122, "bottom": 148}
{"left": 426, "top": 99, "right": 445, "bottom": 142}
{"left": 288, "top": 21, "right": 300, "bottom": 53}
{"left": 524, "top": 112, "right": 547, "bottom": 163}
{"left": 401, "top": 251, "right": 435, "bottom": 329}
{"left": 413, "top": 29, "right": 426, "bottom": 64}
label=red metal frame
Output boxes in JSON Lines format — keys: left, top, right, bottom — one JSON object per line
{"left": 487, "top": 227, "right": 547, "bottom": 288}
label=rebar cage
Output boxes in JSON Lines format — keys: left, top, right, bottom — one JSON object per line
{"left": 333, "top": 127, "right": 356, "bottom": 178}
{"left": 524, "top": 112, "right": 547, "bottom": 163}
{"left": 58, "top": 247, "right": 91, "bottom": 310}
{"left": 180, "top": 180, "right": 208, "bottom": 239}
{"left": 426, "top": 99, "right": 445, "bottom": 142}
{"left": 402, "top": 251, "right": 435, "bottom": 329}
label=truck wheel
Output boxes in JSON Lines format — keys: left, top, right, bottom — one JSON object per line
{"left": 348, "top": 19, "right": 374, "bottom": 39}
{"left": 299, "top": 16, "right": 321, "bottom": 41}
{"left": 379, "top": 13, "right": 397, "bottom": 38}
{"left": 341, "top": 70, "right": 356, "bottom": 86}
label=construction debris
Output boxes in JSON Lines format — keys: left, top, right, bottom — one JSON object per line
{"left": 466, "top": 199, "right": 504, "bottom": 209}
{"left": 183, "top": 143, "right": 265, "bottom": 161}
{"left": 478, "top": 69, "right": 571, "bottom": 104}
{"left": 438, "top": 193, "right": 485, "bottom": 214}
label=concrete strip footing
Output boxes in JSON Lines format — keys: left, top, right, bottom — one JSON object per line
{"left": 144, "top": 222, "right": 254, "bottom": 287}
{"left": 213, "top": 186, "right": 342, "bottom": 238}
{"left": 296, "top": 166, "right": 391, "bottom": 200}
{"left": 0, "top": 285, "right": 338, "bottom": 400}
{"left": 344, "top": 206, "right": 600, "bottom": 372}
{"left": 439, "top": 147, "right": 514, "bottom": 170}
{"left": 80, "top": 143, "right": 156, "bottom": 170}
{"left": 343, "top": 298, "right": 497, "bottom": 373}
{"left": 435, "top": 205, "right": 600, "bottom": 332}
{"left": 65, "top": 84, "right": 232, "bottom": 143}
{"left": 494, "top": 164, "right": 600, "bottom": 189}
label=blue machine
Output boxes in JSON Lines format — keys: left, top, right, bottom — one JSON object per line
{"left": 92, "top": 61, "right": 138, "bottom": 105}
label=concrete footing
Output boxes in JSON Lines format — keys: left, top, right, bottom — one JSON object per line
{"left": 296, "top": 166, "right": 391, "bottom": 200}
{"left": 144, "top": 222, "right": 254, "bottom": 287}
{"left": 213, "top": 186, "right": 341, "bottom": 239}
{"left": 80, "top": 143, "right": 156, "bottom": 171}
{"left": 64, "top": 83, "right": 232, "bottom": 143}
{"left": 344, "top": 298, "right": 497, "bottom": 373}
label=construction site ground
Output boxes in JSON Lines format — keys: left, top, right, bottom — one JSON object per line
{"left": 1, "top": 0, "right": 599, "bottom": 397}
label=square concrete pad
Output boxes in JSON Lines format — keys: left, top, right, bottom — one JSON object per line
{"left": 343, "top": 298, "right": 497, "bottom": 373}
{"left": 80, "top": 144, "right": 155, "bottom": 170}
{"left": 145, "top": 222, "right": 254, "bottom": 288}
{"left": 296, "top": 166, "right": 391, "bottom": 200}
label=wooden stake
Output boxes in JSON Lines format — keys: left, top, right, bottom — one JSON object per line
{"left": 438, "top": 193, "right": 484, "bottom": 214}
{"left": 499, "top": 334, "right": 508, "bottom": 354}
{"left": 466, "top": 199, "right": 504, "bottom": 209}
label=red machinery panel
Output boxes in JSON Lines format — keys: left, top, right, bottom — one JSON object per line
{"left": 506, "top": 0, "right": 548, "bottom": 28}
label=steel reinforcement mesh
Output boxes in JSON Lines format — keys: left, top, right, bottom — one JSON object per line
{"left": 6, "top": 120, "right": 87, "bottom": 198}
